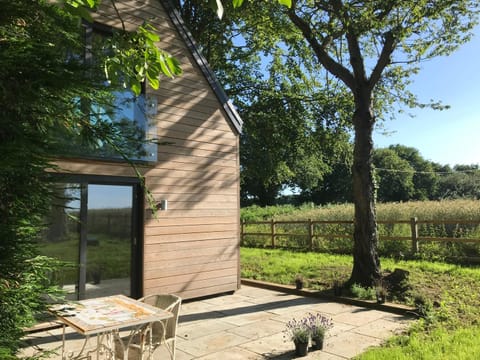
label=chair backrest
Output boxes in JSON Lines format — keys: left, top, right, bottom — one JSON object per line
{"left": 139, "top": 294, "right": 182, "bottom": 342}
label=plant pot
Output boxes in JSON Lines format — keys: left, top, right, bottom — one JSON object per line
{"left": 295, "top": 280, "right": 303, "bottom": 290}
{"left": 311, "top": 335, "right": 324, "bottom": 350}
{"left": 294, "top": 340, "right": 309, "bottom": 357}
{"left": 91, "top": 270, "right": 101, "bottom": 285}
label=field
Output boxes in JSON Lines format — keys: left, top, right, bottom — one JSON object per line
{"left": 240, "top": 200, "right": 480, "bottom": 359}
{"left": 241, "top": 200, "right": 480, "bottom": 262}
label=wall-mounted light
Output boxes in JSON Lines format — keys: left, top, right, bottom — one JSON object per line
{"left": 156, "top": 199, "right": 168, "bottom": 211}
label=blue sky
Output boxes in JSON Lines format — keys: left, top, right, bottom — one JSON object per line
{"left": 373, "top": 25, "right": 480, "bottom": 167}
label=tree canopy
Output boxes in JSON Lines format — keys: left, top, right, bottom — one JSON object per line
{"left": 205, "top": 0, "right": 480, "bottom": 286}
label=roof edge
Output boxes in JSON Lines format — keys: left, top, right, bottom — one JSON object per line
{"left": 161, "top": 1, "right": 243, "bottom": 134}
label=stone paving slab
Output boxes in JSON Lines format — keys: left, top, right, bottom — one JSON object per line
{"left": 20, "top": 285, "right": 414, "bottom": 359}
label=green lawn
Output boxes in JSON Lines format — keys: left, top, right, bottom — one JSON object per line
{"left": 240, "top": 247, "right": 480, "bottom": 359}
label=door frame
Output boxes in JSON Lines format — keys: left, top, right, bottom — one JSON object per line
{"left": 51, "top": 173, "right": 144, "bottom": 299}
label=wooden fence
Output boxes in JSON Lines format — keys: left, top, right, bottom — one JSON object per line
{"left": 240, "top": 218, "right": 480, "bottom": 255}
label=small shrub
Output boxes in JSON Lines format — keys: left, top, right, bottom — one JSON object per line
{"left": 349, "top": 283, "right": 376, "bottom": 300}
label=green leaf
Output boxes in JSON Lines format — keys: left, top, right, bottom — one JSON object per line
{"left": 65, "top": 3, "right": 93, "bottom": 22}
{"left": 232, "top": 0, "right": 243, "bottom": 8}
{"left": 131, "top": 81, "right": 142, "bottom": 96}
{"left": 141, "top": 27, "right": 160, "bottom": 42}
{"left": 166, "top": 56, "right": 182, "bottom": 76}
{"left": 278, "top": 0, "right": 292, "bottom": 7}
{"left": 146, "top": 72, "right": 160, "bottom": 89}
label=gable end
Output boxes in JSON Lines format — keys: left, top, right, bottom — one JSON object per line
{"left": 161, "top": 1, "right": 243, "bottom": 134}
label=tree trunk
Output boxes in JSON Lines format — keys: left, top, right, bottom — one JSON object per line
{"left": 348, "top": 91, "right": 381, "bottom": 288}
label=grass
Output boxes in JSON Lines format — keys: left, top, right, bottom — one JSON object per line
{"left": 359, "top": 326, "right": 480, "bottom": 359}
{"left": 38, "top": 235, "right": 131, "bottom": 284}
{"left": 240, "top": 247, "right": 480, "bottom": 359}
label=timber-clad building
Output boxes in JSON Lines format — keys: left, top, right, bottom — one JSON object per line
{"left": 43, "top": 0, "right": 242, "bottom": 301}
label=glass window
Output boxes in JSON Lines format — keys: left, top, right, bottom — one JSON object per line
{"left": 56, "top": 24, "right": 157, "bottom": 162}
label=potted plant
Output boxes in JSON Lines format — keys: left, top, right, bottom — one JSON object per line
{"left": 333, "top": 279, "right": 343, "bottom": 296}
{"left": 295, "top": 274, "right": 304, "bottom": 290}
{"left": 284, "top": 317, "right": 310, "bottom": 357}
{"left": 375, "top": 279, "right": 388, "bottom": 304}
{"left": 306, "top": 312, "right": 333, "bottom": 351}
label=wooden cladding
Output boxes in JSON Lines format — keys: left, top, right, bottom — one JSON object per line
{"left": 54, "top": 0, "right": 241, "bottom": 300}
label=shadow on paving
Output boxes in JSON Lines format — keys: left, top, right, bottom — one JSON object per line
{"left": 179, "top": 295, "right": 319, "bottom": 323}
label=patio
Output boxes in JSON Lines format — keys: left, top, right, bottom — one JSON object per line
{"left": 20, "top": 285, "right": 414, "bottom": 359}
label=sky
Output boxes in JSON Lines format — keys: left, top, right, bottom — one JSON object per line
{"left": 373, "top": 25, "right": 480, "bottom": 168}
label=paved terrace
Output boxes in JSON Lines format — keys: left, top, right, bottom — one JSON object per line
{"left": 21, "top": 285, "right": 414, "bottom": 359}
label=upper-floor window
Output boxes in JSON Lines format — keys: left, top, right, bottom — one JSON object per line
{"left": 57, "top": 22, "right": 157, "bottom": 162}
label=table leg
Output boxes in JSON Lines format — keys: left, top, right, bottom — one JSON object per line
{"left": 62, "top": 325, "right": 66, "bottom": 360}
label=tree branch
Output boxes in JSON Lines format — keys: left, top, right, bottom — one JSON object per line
{"left": 369, "top": 30, "right": 396, "bottom": 89}
{"left": 109, "top": 0, "right": 125, "bottom": 32}
{"left": 287, "top": 1, "right": 355, "bottom": 90}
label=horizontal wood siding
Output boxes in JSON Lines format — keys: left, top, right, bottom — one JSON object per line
{"left": 54, "top": 0, "right": 240, "bottom": 300}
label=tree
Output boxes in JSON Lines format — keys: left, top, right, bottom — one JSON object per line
{"left": 373, "top": 148, "right": 415, "bottom": 202}
{"left": 436, "top": 165, "right": 480, "bottom": 199}
{"left": 0, "top": 0, "right": 182, "bottom": 356}
{"left": 387, "top": 145, "right": 438, "bottom": 200}
{"left": 219, "top": 0, "right": 479, "bottom": 286}
{"left": 176, "top": 0, "right": 354, "bottom": 206}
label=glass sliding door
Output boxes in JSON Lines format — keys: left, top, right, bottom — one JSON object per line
{"left": 85, "top": 184, "right": 133, "bottom": 299}
{"left": 40, "top": 179, "right": 141, "bottom": 300}
{"left": 40, "top": 183, "right": 81, "bottom": 300}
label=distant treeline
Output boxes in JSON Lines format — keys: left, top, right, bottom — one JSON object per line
{"left": 242, "top": 144, "right": 480, "bottom": 206}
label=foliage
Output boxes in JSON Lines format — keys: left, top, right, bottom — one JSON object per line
{"left": 177, "top": 0, "right": 354, "bottom": 206}
{"left": 104, "top": 23, "right": 182, "bottom": 95}
{"left": 283, "top": 316, "right": 310, "bottom": 343}
{"left": 0, "top": 0, "right": 84, "bottom": 354}
{"left": 349, "top": 283, "right": 377, "bottom": 300}
{"left": 374, "top": 148, "right": 415, "bottom": 202}
{"left": 283, "top": 312, "right": 333, "bottom": 344}
{"left": 240, "top": 204, "right": 300, "bottom": 221}
{"left": 59, "top": 0, "right": 182, "bottom": 95}
{"left": 305, "top": 312, "right": 333, "bottom": 339}
{"left": 0, "top": 256, "right": 65, "bottom": 354}
{"left": 436, "top": 165, "right": 480, "bottom": 200}
{"left": 181, "top": 1, "right": 479, "bottom": 208}
{"left": 0, "top": 0, "right": 177, "bottom": 356}
{"left": 225, "top": 0, "right": 480, "bottom": 285}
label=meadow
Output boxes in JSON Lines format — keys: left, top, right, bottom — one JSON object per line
{"left": 241, "top": 200, "right": 480, "bottom": 262}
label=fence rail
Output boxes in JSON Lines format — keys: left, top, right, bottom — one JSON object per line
{"left": 240, "top": 218, "right": 480, "bottom": 255}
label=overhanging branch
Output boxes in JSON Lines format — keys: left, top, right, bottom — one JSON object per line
{"left": 287, "top": 2, "right": 355, "bottom": 90}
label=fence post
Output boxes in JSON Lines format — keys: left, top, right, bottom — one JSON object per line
{"left": 271, "top": 219, "right": 276, "bottom": 248}
{"left": 308, "top": 219, "right": 314, "bottom": 251}
{"left": 410, "top": 217, "right": 419, "bottom": 254}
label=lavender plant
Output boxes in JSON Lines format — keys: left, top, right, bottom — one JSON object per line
{"left": 306, "top": 312, "right": 333, "bottom": 339}
{"left": 283, "top": 317, "right": 310, "bottom": 343}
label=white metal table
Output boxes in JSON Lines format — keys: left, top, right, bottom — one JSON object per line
{"left": 50, "top": 294, "right": 173, "bottom": 360}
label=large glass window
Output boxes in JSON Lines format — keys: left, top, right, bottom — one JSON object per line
{"left": 56, "top": 24, "right": 157, "bottom": 162}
